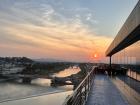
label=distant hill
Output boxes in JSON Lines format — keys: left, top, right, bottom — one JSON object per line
{"left": 34, "top": 58, "right": 67, "bottom": 63}
{"left": 0, "top": 57, "right": 33, "bottom": 64}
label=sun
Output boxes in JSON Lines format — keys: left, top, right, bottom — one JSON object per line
{"left": 90, "top": 53, "right": 99, "bottom": 60}
{"left": 94, "top": 54, "right": 97, "bottom": 58}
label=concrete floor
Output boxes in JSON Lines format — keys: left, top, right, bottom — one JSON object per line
{"left": 86, "top": 74, "right": 129, "bottom": 105}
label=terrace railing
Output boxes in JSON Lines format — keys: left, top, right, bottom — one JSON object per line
{"left": 63, "top": 66, "right": 97, "bottom": 105}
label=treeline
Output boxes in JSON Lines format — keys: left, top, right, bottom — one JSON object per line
{"left": 21, "top": 62, "right": 75, "bottom": 75}
{"left": 0, "top": 57, "right": 33, "bottom": 64}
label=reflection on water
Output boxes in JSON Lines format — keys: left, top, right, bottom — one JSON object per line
{"left": 31, "top": 78, "right": 51, "bottom": 87}
{"left": 0, "top": 81, "right": 65, "bottom": 103}
{"left": 54, "top": 66, "right": 80, "bottom": 77}
{"left": 0, "top": 91, "right": 73, "bottom": 105}
{"left": 31, "top": 78, "right": 73, "bottom": 91}
{"left": 0, "top": 66, "right": 80, "bottom": 104}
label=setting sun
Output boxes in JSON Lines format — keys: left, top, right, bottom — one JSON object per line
{"left": 94, "top": 54, "right": 97, "bottom": 58}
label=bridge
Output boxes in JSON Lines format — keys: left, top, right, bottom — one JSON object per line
{"left": 1, "top": 73, "right": 77, "bottom": 86}
{"left": 0, "top": 74, "right": 53, "bottom": 83}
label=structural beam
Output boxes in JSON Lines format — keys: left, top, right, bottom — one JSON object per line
{"left": 106, "top": 1, "right": 140, "bottom": 56}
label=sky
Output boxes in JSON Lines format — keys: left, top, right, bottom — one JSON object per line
{"left": 0, "top": 0, "right": 138, "bottom": 62}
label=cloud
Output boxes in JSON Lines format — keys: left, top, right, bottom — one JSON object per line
{"left": 0, "top": 0, "right": 112, "bottom": 61}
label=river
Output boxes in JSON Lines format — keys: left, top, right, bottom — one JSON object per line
{"left": 0, "top": 66, "right": 80, "bottom": 105}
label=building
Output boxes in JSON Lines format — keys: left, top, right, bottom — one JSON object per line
{"left": 106, "top": 0, "right": 140, "bottom": 81}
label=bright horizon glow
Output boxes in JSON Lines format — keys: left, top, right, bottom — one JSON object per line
{"left": 0, "top": 0, "right": 138, "bottom": 62}
{"left": 94, "top": 54, "right": 97, "bottom": 58}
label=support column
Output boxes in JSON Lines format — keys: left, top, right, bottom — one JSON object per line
{"left": 108, "top": 56, "right": 112, "bottom": 76}
{"left": 109, "top": 56, "right": 112, "bottom": 69}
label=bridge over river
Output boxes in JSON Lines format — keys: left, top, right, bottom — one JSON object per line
{"left": 1, "top": 73, "right": 76, "bottom": 86}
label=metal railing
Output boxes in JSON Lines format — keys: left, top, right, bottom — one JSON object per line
{"left": 63, "top": 66, "right": 97, "bottom": 105}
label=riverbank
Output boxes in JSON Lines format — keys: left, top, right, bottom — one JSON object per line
{"left": 0, "top": 91, "right": 72, "bottom": 105}
{"left": 0, "top": 65, "right": 80, "bottom": 103}
{"left": 0, "top": 81, "right": 72, "bottom": 103}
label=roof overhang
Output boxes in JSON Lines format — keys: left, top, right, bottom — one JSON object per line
{"left": 106, "top": 1, "right": 140, "bottom": 56}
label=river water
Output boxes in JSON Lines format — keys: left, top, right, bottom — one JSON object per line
{"left": 0, "top": 66, "right": 80, "bottom": 105}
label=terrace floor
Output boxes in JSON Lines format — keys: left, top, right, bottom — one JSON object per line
{"left": 86, "top": 74, "right": 129, "bottom": 105}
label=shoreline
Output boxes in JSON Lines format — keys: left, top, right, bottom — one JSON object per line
{"left": 0, "top": 90, "right": 72, "bottom": 103}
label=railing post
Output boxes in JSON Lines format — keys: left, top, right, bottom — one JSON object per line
{"left": 88, "top": 76, "right": 90, "bottom": 91}
{"left": 63, "top": 66, "right": 97, "bottom": 105}
{"left": 80, "top": 87, "right": 82, "bottom": 105}
{"left": 85, "top": 79, "right": 87, "bottom": 101}
{"left": 89, "top": 73, "right": 91, "bottom": 90}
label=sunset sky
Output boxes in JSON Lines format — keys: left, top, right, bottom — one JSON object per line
{"left": 0, "top": 0, "right": 138, "bottom": 62}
